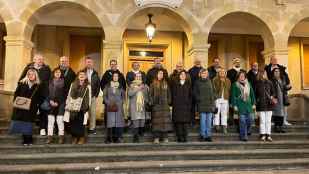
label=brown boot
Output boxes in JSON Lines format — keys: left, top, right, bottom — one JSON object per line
{"left": 72, "top": 137, "right": 78, "bottom": 144}
{"left": 77, "top": 137, "right": 85, "bottom": 145}
{"left": 58, "top": 135, "right": 64, "bottom": 144}
{"left": 46, "top": 136, "right": 53, "bottom": 144}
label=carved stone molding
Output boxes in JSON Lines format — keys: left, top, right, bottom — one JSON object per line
{"left": 134, "top": 0, "right": 183, "bottom": 8}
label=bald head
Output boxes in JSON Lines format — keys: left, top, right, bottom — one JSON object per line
{"left": 60, "top": 56, "right": 69, "bottom": 68}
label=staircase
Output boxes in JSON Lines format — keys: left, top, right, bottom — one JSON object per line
{"left": 0, "top": 119, "right": 309, "bottom": 174}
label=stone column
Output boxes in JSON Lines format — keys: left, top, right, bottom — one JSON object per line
{"left": 3, "top": 36, "right": 33, "bottom": 92}
{"left": 102, "top": 40, "right": 123, "bottom": 72}
{"left": 188, "top": 44, "right": 210, "bottom": 68}
{"left": 262, "top": 48, "right": 289, "bottom": 67}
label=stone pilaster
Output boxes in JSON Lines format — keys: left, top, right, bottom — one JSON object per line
{"left": 102, "top": 40, "right": 123, "bottom": 72}
{"left": 3, "top": 36, "right": 33, "bottom": 92}
{"left": 188, "top": 44, "right": 210, "bottom": 68}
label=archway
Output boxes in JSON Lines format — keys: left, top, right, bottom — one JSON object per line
{"left": 120, "top": 7, "right": 193, "bottom": 73}
{"left": 207, "top": 12, "right": 275, "bottom": 70}
{"left": 24, "top": 1, "right": 105, "bottom": 74}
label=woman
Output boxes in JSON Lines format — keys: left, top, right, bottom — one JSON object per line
{"left": 212, "top": 68, "right": 231, "bottom": 134}
{"left": 128, "top": 72, "right": 149, "bottom": 143}
{"left": 46, "top": 68, "right": 66, "bottom": 144}
{"left": 231, "top": 71, "right": 256, "bottom": 142}
{"left": 255, "top": 70, "right": 277, "bottom": 141}
{"left": 171, "top": 70, "right": 192, "bottom": 142}
{"left": 9, "top": 68, "right": 43, "bottom": 146}
{"left": 271, "top": 68, "right": 290, "bottom": 133}
{"left": 193, "top": 69, "right": 216, "bottom": 142}
{"left": 64, "top": 71, "right": 91, "bottom": 145}
{"left": 149, "top": 70, "right": 172, "bottom": 144}
{"left": 103, "top": 72, "right": 125, "bottom": 144}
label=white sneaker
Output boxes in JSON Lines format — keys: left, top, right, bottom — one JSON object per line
{"left": 40, "top": 129, "right": 46, "bottom": 136}
{"left": 284, "top": 121, "right": 292, "bottom": 126}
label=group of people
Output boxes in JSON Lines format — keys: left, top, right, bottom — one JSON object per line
{"left": 8, "top": 53, "right": 292, "bottom": 145}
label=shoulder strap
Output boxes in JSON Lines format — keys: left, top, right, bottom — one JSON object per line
{"left": 30, "top": 85, "right": 39, "bottom": 99}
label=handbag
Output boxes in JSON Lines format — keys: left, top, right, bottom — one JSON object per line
{"left": 40, "top": 99, "right": 51, "bottom": 111}
{"left": 13, "top": 86, "right": 39, "bottom": 110}
{"left": 66, "top": 87, "right": 88, "bottom": 112}
{"left": 107, "top": 103, "right": 118, "bottom": 112}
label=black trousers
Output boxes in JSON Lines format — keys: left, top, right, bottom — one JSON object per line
{"left": 39, "top": 108, "right": 48, "bottom": 130}
{"left": 273, "top": 115, "right": 284, "bottom": 127}
{"left": 175, "top": 123, "right": 189, "bottom": 141}
{"left": 153, "top": 131, "right": 168, "bottom": 140}
{"left": 106, "top": 127, "right": 123, "bottom": 142}
{"left": 22, "top": 135, "right": 33, "bottom": 144}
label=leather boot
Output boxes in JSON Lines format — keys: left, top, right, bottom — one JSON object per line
{"left": 77, "top": 137, "right": 85, "bottom": 145}
{"left": 58, "top": 135, "right": 64, "bottom": 144}
{"left": 46, "top": 136, "right": 53, "bottom": 144}
{"left": 72, "top": 137, "right": 78, "bottom": 144}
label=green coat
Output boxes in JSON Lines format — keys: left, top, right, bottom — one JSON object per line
{"left": 193, "top": 78, "right": 215, "bottom": 113}
{"left": 231, "top": 82, "right": 256, "bottom": 115}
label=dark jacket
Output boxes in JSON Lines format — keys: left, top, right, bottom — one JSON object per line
{"left": 231, "top": 81, "right": 256, "bottom": 115}
{"left": 227, "top": 68, "right": 246, "bottom": 84}
{"left": 207, "top": 65, "right": 218, "bottom": 80}
{"left": 19, "top": 63, "right": 51, "bottom": 98}
{"left": 193, "top": 78, "right": 216, "bottom": 113}
{"left": 146, "top": 66, "right": 169, "bottom": 86}
{"left": 48, "top": 79, "right": 66, "bottom": 115}
{"left": 247, "top": 69, "right": 258, "bottom": 91}
{"left": 126, "top": 70, "right": 146, "bottom": 86}
{"left": 169, "top": 70, "right": 191, "bottom": 89}
{"left": 58, "top": 66, "right": 76, "bottom": 97}
{"left": 83, "top": 68, "right": 101, "bottom": 97}
{"left": 171, "top": 79, "right": 192, "bottom": 123}
{"left": 11, "top": 83, "right": 43, "bottom": 122}
{"left": 101, "top": 69, "right": 126, "bottom": 91}
{"left": 255, "top": 80, "right": 276, "bottom": 111}
{"left": 188, "top": 66, "right": 203, "bottom": 87}
{"left": 265, "top": 64, "right": 290, "bottom": 85}
{"left": 212, "top": 77, "right": 231, "bottom": 100}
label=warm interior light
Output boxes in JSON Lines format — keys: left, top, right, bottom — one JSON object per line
{"left": 145, "top": 14, "right": 156, "bottom": 42}
{"left": 140, "top": 51, "right": 146, "bottom": 57}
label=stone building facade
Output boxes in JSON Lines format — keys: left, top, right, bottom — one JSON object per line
{"left": 0, "top": 0, "right": 309, "bottom": 121}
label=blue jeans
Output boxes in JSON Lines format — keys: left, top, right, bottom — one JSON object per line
{"left": 239, "top": 113, "right": 252, "bottom": 140}
{"left": 200, "top": 112, "right": 213, "bottom": 138}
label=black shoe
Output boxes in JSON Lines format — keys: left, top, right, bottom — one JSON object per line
{"left": 247, "top": 132, "right": 252, "bottom": 136}
{"left": 204, "top": 137, "right": 213, "bottom": 142}
{"left": 199, "top": 136, "right": 205, "bottom": 142}
{"left": 240, "top": 138, "right": 248, "bottom": 142}
{"left": 280, "top": 127, "right": 286, "bottom": 133}
{"left": 88, "top": 129, "right": 97, "bottom": 135}
{"left": 133, "top": 135, "right": 139, "bottom": 143}
{"left": 105, "top": 137, "right": 112, "bottom": 144}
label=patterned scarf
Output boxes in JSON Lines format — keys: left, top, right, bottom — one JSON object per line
{"left": 132, "top": 80, "right": 144, "bottom": 112}
{"left": 236, "top": 80, "right": 250, "bottom": 101}
{"left": 110, "top": 81, "right": 120, "bottom": 93}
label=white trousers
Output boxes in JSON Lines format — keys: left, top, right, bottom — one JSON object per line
{"left": 258, "top": 111, "right": 272, "bottom": 135}
{"left": 48, "top": 115, "right": 64, "bottom": 136}
{"left": 214, "top": 99, "right": 229, "bottom": 126}
{"left": 89, "top": 97, "right": 97, "bottom": 130}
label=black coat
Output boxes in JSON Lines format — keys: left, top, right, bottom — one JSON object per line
{"left": 126, "top": 71, "right": 146, "bottom": 86}
{"left": 83, "top": 68, "right": 101, "bottom": 97}
{"left": 11, "top": 83, "right": 43, "bottom": 123}
{"left": 48, "top": 79, "right": 66, "bottom": 115}
{"left": 247, "top": 69, "right": 258, "bottom": 91}
{"left": 255, "top": 80, "right": 276, "bottom": 111}
{"left": 227, "top": 68, "right": 245, "bottom": 84}
{"left": 171, "top": 80, "right": 192, "bottom": 123}
{"left": 207, "top": 66, "right": 218, "bottom": 80}
{"left": 59, "top": 66, "right": 76, "bottom": 97}
{"left": 146, "top": 66, "right": 169, "bottom": 86}
{"left": 101, "top": 69, "right": 126, "bottom": 91}
{"left": 188, "top": 66, "right": 203, "bottom": 87}
{"left": 19, "top": 63, "right": 51, "bottom": 98}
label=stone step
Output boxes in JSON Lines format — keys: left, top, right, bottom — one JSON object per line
{"left": 1, "top": 149, "right": 309, "bottom": 165}
{"left": 1, "top": 141, "right": 309, "bottom": 154}
{"left": 1, "top": 132, "right": 308, "bottom": 145}
{"left": 0, "top": 158, "right": 308, "bottom": 173}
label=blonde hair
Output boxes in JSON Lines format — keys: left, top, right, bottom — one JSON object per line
{"left": 19, "top": 69, "right": 40, "bottom": 85}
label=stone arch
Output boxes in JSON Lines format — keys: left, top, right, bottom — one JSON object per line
{"left": 116, "top": 4, "right": 201, "bottom": 46}
{"left": 204, "top": 9, "right": 276, "bottom": 50}
{"left": 20, "top": 0, "right": 111, "bottom": 41}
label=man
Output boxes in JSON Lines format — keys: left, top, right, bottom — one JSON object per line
{"left": 101, "top": 59, "right": 126, "bottom": 91}
{"left": 265, "top": 56, "right": 292, "bottom": 126}
{"left": 208, "top": 58, "right": 221, "bottom": 79}
{"left": 146, "top": 57, "right": 169, "bottom": 86}
{"left": 83, "top": 57, "right": 101, "bottom": 134}
{"left": 58, "top": 56, "right": 76, "bottom": 96}
{"left": 19, "top": 54, "right": 52, "bottom": 136}
{"left": 126, "top": 62, "right": 146, "bottom": 86}
{"left": 227, "top": 57, "right": 246, "bottom": 84}
{"left": 188, "top": 59, "right": 204, "bottom": 126}
{"left": 169, "top": 61, "right": 187, "bottom": 87}
{"left": 247, "top": 62, "right": 259, "bottom": 91}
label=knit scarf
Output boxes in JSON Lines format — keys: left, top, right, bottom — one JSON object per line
{"left": 236, "top": 80, "right": 250, "bottom": 101}
{"left": 132, "top": 80, "right": 144, "bottom": 112}
{"left": 110, "top": 81, "right": 120, "bottom": 94}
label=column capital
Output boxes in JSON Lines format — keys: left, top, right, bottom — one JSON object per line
{"left": 103, "top": 40, "right": 122, "bottom": 50}
{"left": 4, "top": 36, "right": 34, "bottom": 49}
{"left": 262, "top": 48, "right": 289, "bottom": 58}
{"left": 188, "top": 43, "right": 210, "bottom": 56}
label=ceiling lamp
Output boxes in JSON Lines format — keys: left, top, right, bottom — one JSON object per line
{"left": 145, "top": 14, "right": 156, "bottom": 42}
